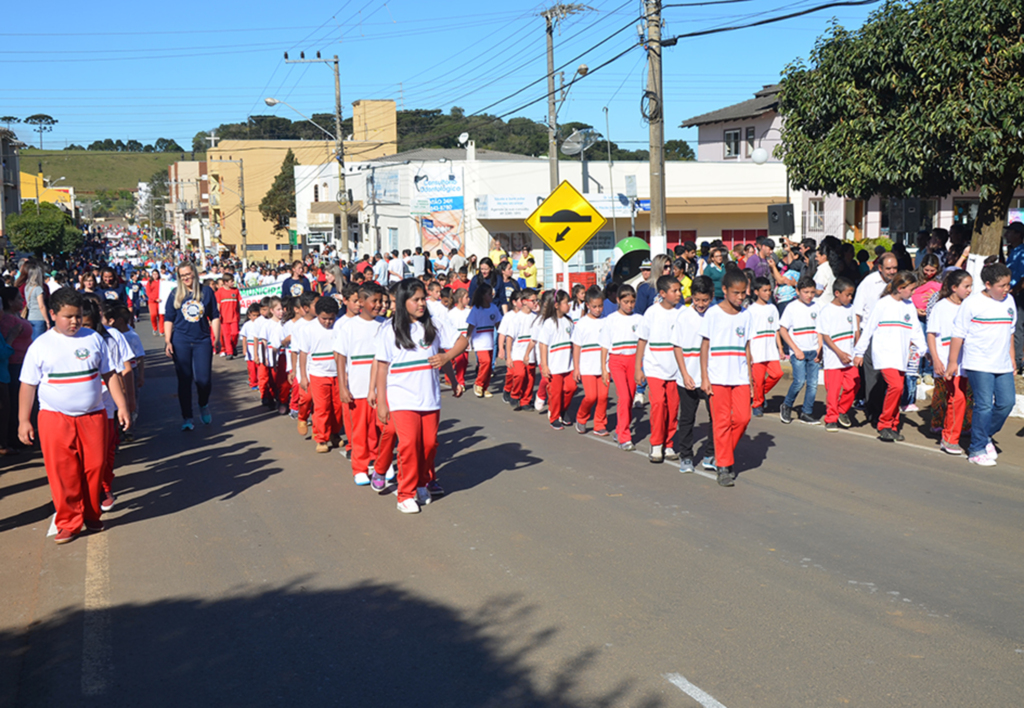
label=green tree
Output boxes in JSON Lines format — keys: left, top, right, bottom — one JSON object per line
{"left": 126, "top": 139, "right": 143, "bottom": 152}
{"left": 24, "top": 114, "right": 58, "bottom": 149}
{"left": 1, "top": 116, "right": 20, "bottom": 131}
{"left": 65, "top": 143, "right": 85, "bottom": 150}
{"left": 259, "top": 149, "right": 298, "bottom": 246}
{"left": 778, "top": 0, "right": 1024, "bottom": 255}
{"left": 154, "top": 137, "right": 184, "bottom": 152}
{"left": 192, "top": 131, "right": 210, "bottom": 152}
{"left": 7, "top": 202, "right": 73, "bottom": 255}
{"left": 664, "top": 140, "right": 695, "bottom": 161}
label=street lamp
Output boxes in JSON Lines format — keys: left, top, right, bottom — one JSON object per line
{"left": 264, "top": 97, "right": 337, "bottom": 141}
{"left": 750, "top": 127, "right": 793, "bottom": 240}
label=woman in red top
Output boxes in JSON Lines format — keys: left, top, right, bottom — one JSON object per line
{"left": 145, "top": 270, "right": 163, "bottom": 335}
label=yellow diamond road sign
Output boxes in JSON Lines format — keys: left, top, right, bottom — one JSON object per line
{"left": 524, "top": 181, "right": 607, "bottom": 263}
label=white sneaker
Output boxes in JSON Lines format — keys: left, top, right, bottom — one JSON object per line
{"left": 534, "top": 398, "right": 548, "bottom": 413}
{"left": 968, "top": 452, "right": 996, "bottom": 467}
{"left": 384, "top": 464, "right": 397, "bottom": 482}
{"left": 663, "top": 447, "right": 680, "bottom": 461}
{"left": 397, "top": 499, "right": 420, "bottom": 514}
{"left": 416, "top": 486, "right": 432, "bottom": 505}
{"left": 986, "top": 442, "right": 998, "bottom": 458}
{"left": 633, "top": 392, "right": 645, "bottom": 408}
{"left": 218, "top": 352, "right": 226, "bottom": 357}
{"left": 353, "top": 472, "right": 371, "bottom": 486}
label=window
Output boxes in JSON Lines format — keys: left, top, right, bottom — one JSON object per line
{"left": 724, "top": 129, "right": 741, "bottom": 159}
{"left": 745, "top": 127, "right": 756, "bottom": 156}
{"left": 720, "top": 229, "right": 766, "bottom": 248}
{"left": 388, "top": 227, "right": 398, "bottom": 252}
{"left": 667, "top": 230, "right": 697, "bottom": 250}
{"left": 276, "top": 244, "right": 293, "bottom": 250}
{"left": 246, "top": 243, "right": 268, "bottom": 251}
{"left": 808, "top": 199, "right": 824, "bottom": 231}
{"left": 313, "top": 185, "right": 319, "bottom": 202}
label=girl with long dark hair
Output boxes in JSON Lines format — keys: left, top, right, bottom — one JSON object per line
{"left": 374, "top": 279, "right": 467, "bottom": 514}
{"left": 926, "top": 270, "right": 973, "bottom": 454}
{"left": 536, "top": 289, "right": 575, "bottom": 430}
{"left": 465, "top": 282, "right": 501, "bottom": 397}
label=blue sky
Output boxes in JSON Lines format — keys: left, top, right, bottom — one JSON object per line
{"left": 3, "top": 0, "right": 880, "bottom": 153}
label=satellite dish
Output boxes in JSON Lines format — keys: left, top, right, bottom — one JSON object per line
{"left": 457, "top": 132, "right": 470, "bottom": 146}
{"left": 560, "top": 129, "right": 599, "bottom": 156}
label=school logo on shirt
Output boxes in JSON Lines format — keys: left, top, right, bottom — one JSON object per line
{"left": 631, "top": 324, "right": 637, "bottom": 332}
{"left": 104, "top": 291, "right": 119, "bottom": 300}
{"left": 735, "top": 326, "right": 746, "bottom": 338}
{"left": 290, "top": 283, "right": 304, "bottom": 297}
{"left": 489, "top": 314, "right": 496, "bottom": 321}
{"left": 418, "top": 338, "right": 428, "bottom": 348}
{"left": 183, "top": 300, "right": 206, "bottom": 323}
{"left": 74, "top": 347, "right": 90, "bottom": 360}
{"left": 903, "top": 314, "right": 911, "bottom": 322}
{"left": 847, "top": 315, "right": 853, "bottom": 323}
{"left": 810, "top": 311, "right": 817, "bottom": 320}
{"left": 768, "top": 315, "right": 774, "bottom": 323}
{"left": 1009, "top": 307, "right": 1015, "bottom": 316}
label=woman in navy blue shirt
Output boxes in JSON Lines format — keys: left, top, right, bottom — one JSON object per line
{"left": 164, "top": 262, "right": 220, "bottom": 431}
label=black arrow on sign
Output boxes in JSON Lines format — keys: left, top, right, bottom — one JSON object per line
{"left": 556, "top": 227, "right": 570, "bottom": 242}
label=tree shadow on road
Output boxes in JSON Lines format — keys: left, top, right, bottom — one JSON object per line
{"left": 2, "top": 580, "right": 665, "bottom": 708}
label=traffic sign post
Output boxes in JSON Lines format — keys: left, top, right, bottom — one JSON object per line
{"left": 525, "top": 181, "right": 608, "bottom": 285}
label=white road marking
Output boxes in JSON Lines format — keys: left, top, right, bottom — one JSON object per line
{"left": 81, "top": 533, "right": 112, "bottom": 696}
{"left": 664, "top": 673, "right": 728, "bottom": 707}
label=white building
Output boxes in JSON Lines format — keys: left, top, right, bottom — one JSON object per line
{"left": 342, "top": 146, "right": 789, "bottom": 287}
{"left": 683, "top": 84, "right": 1024, "bottom": 241}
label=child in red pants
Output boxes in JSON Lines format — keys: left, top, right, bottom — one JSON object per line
{"left": 599, "top": 284, "right": 641, "bottom": 448}
{"left": 853, "top": 272, "right": 925, "bottom": 442}
{"left": 510, "top": 289, "right": 539, "bottom": 410}
{"left": 374, "top": 280, "right": 466, "bottom": 514}
{"left": 338, "top": 284, "right": 388, "bottom": 485}
{"left": 240, "top": 307, "right": 261, "bottom": 390}
{"left": 497, "top": 290, "right": 522, "bottom": 404}
{"left": 215, "top": 273, "right": 240, "bottom": 358}
{"left": 18, "top": 288, "right": 129, "bottom": 544}
{"left": 466, "top": 282, "right": 501, "bottom": 398}
{"left": 572, "top": 285, "right": 609, "bottom": 435}
{"left": 747, "top": 277, "right": 783, "bottom": 417}
{"left": 299, "top": 297, "right": 343, "bottom": 455}
{"left": 446, "top": 288, "right": 470, "bottom": 388}
{"left": 536, "top": 290, "right": 576, "bottom": 429}
{"left": 817, "top": 278, "right": 859, "bottom": 431}
{"left": 636, "top": 276, "right": 683, "bottom": 463}
{"left": 926, "top": 270, "right": 973, "bottom": 455}
{"left": 699, "top": 269, "right": 754, "bottom": 487}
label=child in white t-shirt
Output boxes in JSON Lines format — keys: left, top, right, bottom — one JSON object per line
{"left": 671, "top": 275, "right": 716, "bottom": 473}
{"left": 698, "top": 269, "right": 753, "bottom": 487}
{"left": 497, "top": 290, "right": 522, "bottom": 405}
{"left": 926, "top": 269, "right": 972, "bottom": 455}
{"left": 636, "top": 276, "right": 683, "bottom": 463}
{"left": 536, "top": 290, "right": 575, "bottom": 429}
{"left": 509, "top": 289, "right": 539, "bottom": 410}
{"left": 779, "top": 276, "right": 822, "bottom": 425}
{"left": 816, "top": 278, "right": 858, "bottom": 432}
{"left": 571, "top": 286, "right": 608, "bottom": 435}
{"left": 598, "top": 284, "right": 642, "bottom": 450}
{"left": 747, "top": 277, "right": 783, "bottom": 418}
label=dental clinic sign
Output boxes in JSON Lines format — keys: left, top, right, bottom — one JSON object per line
{"left": 411, "top": 166, "right": 464, "bottom": 216}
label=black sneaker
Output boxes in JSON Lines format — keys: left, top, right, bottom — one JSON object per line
{"left": 717, "top": 467, "right": 735, "bottom": 487}
{"left": 561, "top": 416, "right": 572, "bottom": 427}
{"left": 824, "top": 421, "right": 839, "bottom": 432}
{"left": 878, "top": 428, "right": 894, "bottom": 442}
{"left": 838, "top": 413, "right": 853, "bottom": 428}
{"left": 502, "top": 391, "right": 512, "bottom": 404}
{"left": 550, "top": 420, "right": 564, "bottom": 431}
{"left": 780, "top": 403, "right": 793, "bottom": 424}
{"left": 512, "top": 404, "right": 524, "bottom": 412}
{"left": 892, "top": 430, "right": 905, "bottom": 442}
{"left": 799, "top": 413, "right": 820, "bottom": 425}
{"left": 751, "top": 406, "right": 764, "bottom": 417}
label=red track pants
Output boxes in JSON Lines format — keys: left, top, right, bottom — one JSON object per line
{"left": 347, "top": 398, "right": 380, "bottom": 475}
{"left": 102, "top": 416, "right": 118, "bottom": 493}
{"left": 647, "top": 376, "right": 679, "bottom": 448}
{"left": 247, "top": 360, "right": 258, "bottom": 389}
{"left": 709, "top": 384, "right": 752, "bottom": 468}
{"left": 475, "top": 350, "right": 493, "bottom": 391}
{"left": 375, "top": 415, "right": 398, "bottom": 474}
{"left": 309, "top": 375, "right": 343, "bottom": 443}
{"left": 452, "top": 352, "right": 468, "bottom": 387}
{"left": 878, "top": 368, "right": 904, "bottom": 432}
{"left": 39, "top": 410, "right": 108, "bottom": 533}
{"left": 220, "top": 321, "right": 238, "bottom": 356}
{"left": 824, "top": 366, "right": 859, "bottom": 423}
{"left": 751, "top": 360, "right": 783, "bottom": 409}
{"left": 577, "top": 374, "right": 609, "bottom": 432}
{"left": 392, "top": 410, "right": 439, "bottom": 503}
{"left": 942, "top": 375, "right": 969, "bottom": 446}
{"left": 546, "top": 372, "right": 577, "bottom": 423}
{"left": 149, "top": 310, "right": 164, "bottom": 333}
{"left": 503, "top": 358, "right": 515, "bottom": 394}
{"left": 608, "top": 354, "right": 636, "bottom": 444}
{"left": 512, "top": 361, "right": 536, "bottom": 406}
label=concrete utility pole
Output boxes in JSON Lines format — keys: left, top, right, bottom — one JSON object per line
{"left": 541, "top": 3, "right": 590, "bottom": 291}
{"left": 285, "top": 52, "right": 348, "bottom": 262}
{"left": 646, "top": 0, "right": 667, "bottom": 257}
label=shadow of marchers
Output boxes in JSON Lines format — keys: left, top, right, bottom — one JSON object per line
{"left": 1, "top": 580, "right": 666, "bottom": 708}
{"left": 108, "top": 440, "right": 282, "bottom": 526}
{"left": 438, "top": 441, "right": 543, "bottom": 494}
{"left": 733, "top": 431, "right": 776, "bottom": 476}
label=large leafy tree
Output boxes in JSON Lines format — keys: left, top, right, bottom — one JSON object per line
{"left": 778, "top": 0, "right": 1024, "bottom": 255}
{"left": 7, "top": 202, "right": 81, "bottom": 256}
{"left": 259, "top": 148, "right": 298, "bottom": 241}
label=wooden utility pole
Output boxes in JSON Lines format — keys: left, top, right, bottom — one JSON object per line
{"left": 646, "top": 0, "right": 666, "bottom": 256}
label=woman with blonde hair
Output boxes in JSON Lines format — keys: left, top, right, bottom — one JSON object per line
{"left": 164, "top": 262, "right": 221, "bottom": 430}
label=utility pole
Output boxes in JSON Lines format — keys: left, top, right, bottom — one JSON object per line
{"left": 35, "top": 162, "right": 41, "bottom": 215}
{"left": 541, "top": 4, "right": 589, "bottom": 291}
{"left": 285, "top": 52, "right": 349, "bottom": 262}
{"left": 646, "top": 0, "right": 667, "bottom": 256}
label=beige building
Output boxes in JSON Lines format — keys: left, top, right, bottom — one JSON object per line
{"left": 208, "top": 99, "right": 397, "bottom": 262}
{"left": 166, "top": 160, "right": 209, "bottom": 252}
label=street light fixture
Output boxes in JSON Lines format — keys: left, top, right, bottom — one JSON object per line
{"left": 264, "top": 97, "right": 337, "bottom": 141}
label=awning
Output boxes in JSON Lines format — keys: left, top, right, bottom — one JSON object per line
{"left": 309, "top": 200, "right": 363, "bottom": 217}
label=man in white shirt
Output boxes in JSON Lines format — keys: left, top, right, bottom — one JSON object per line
{"left": 852, "top": 252, "right": 898, "bottom": 423}
{"left": 371, "top": 253, "right": 388, "bottom": 286}
{"left": 387, "top": 251, "right": 408, "bottom": 284}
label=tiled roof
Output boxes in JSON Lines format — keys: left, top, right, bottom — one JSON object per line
{"left": 681, "top": 84, "right": 780, "bottom": 127}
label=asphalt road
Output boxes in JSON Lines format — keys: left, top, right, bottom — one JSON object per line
{"left": 2, "top": 330, "right": 1023, "bottom": 708}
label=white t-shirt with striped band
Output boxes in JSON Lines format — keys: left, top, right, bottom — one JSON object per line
{"left": 951, "top": 292, "right": 1016, "bottom": 373}
{"left": 21, "top": 327, "right": 114, "bottom": 416}
{"left": 597, "top": 310, "right": 642, "bottom": 358}
{"left": 816, "top": 301, "right": 856, "bottom": 370}
{"left": 335, "top": 316, "right": 385, "bottom": 399}
{"left": 571, "top": 315, "right": 604, "bottom": 376}
{"left": 376, "top": 316, "right": 459, "bottom": 412}
{"left": 301, "top": 321, "right": 339, "bottom": 378}
{"left": 638, "top": 303, "right": 680, "bottom": 382}
{"left": 698, "top": 305, "right": 752, "bottom": 386}
{"left": 779, "top": 299, "right": 819, "bottom": 352}
{"left": 747, "top": 301, "right": 780, "bottom": 364}
{"left": 671, "top": 305, "right": 705, "bottom": 387}
{"left": 537, "top": 316, "right": 574, "bottom": 375}
{"left": 926, "top": 298, "right": 962, "bottom": 369}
